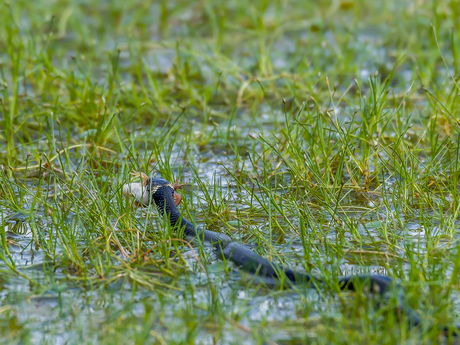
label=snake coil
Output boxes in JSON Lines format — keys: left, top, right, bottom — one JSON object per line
{"left": 144, "top": 177, "right": 458, "bottom": 336}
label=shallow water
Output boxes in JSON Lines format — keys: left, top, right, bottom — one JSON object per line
{"left": 2, "top": 126, "right": 459, "bottom": 343}
{"left": 2, "top": 0, "right": 460, "bottom": 342}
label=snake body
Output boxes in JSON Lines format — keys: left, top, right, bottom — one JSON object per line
{"left": 135, "top": 177, "right": 458, "bottom": 335}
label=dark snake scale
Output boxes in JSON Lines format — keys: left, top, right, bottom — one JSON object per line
{"left": 145, "top": 177, "right": 459, "bottom": 336}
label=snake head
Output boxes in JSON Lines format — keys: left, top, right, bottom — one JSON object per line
{"left": 147, "top": 177, "right": 182, "bottom": 208}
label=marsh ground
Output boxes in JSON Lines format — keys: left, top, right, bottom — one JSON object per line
{"left": 1, "top": 0, "right": 460, "bottom": 344}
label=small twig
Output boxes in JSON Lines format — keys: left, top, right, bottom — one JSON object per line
{"left": 106, "top": 235, "right": 129, "bottom": 257}
{"left": 113, "top": 213, "right": 126, "bottom": 229}
{"left": 107, "top": 214, "right": 129, "bottom": 258}
{"left": 224, "top": 316, "right": 252, "bottom": 333}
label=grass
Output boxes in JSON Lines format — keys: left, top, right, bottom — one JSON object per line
{"left": 1, "top": 0, "right": 460, "bottom": 343}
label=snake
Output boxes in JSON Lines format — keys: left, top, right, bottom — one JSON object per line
{"left": 122, "top": 176, "right": 459, "bottom": 336}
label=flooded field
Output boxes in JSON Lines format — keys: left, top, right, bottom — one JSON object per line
{"left": 1, "top": 0, "right": 460, "bottom": 344}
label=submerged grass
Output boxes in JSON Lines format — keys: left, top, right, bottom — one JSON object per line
{"left": 1, "top": 0, "right": 460, "bottom": 343}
